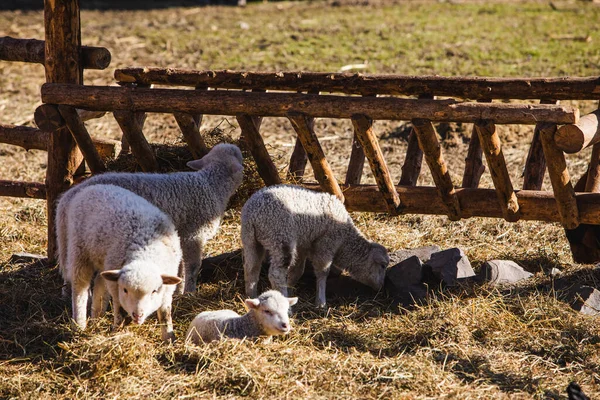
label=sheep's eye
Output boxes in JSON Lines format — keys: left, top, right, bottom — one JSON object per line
{"left": 123, "top": 288, "right": 128, "bottom": 294}
{"left": 263, "top": 309, "right": 273, "bottom": 316}
{"left": 152, "top": 289, "right": 158, "bottom": 294}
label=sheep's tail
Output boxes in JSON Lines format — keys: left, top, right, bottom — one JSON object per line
{"left": 55, "top": 185, "right": 82, "bottom": 296}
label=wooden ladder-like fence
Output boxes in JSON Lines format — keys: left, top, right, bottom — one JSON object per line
{"left": 2, "top": 0, "right": 600, "bottom": 263}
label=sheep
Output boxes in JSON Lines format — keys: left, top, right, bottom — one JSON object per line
{"left": 57, "top": 184, "right": 183, "bottom": 341}
{"left": 241, "top": 184, "right": 389, "bottom": 308}
{"left": 57, "top": 143, "right": 244, "bottom": 294}
{"left": 185, "top": 290, "right": 298, "bottom": 344}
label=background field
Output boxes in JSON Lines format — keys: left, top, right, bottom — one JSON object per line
{"left": 2, "top": 1, "right": 600, "bottom": 398}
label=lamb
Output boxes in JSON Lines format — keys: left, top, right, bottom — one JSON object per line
{"left": 57, "top": 143, "right": 244, "bottom": 294}
{"left": 185, "top": 290, "right": 297, "bottom": 344}
{"left": 241, "top": 185, "right": 389, "bottom": 308}
{"left": 57, "top": 184, "right": 182, "bottom": 341}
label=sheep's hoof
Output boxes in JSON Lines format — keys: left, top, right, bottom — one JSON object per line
{"left": 162, "top": 331, "right": 176, "bottom": 343}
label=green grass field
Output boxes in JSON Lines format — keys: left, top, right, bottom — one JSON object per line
{"left": 2, "top": 1, "right": 600, "bottom": 398}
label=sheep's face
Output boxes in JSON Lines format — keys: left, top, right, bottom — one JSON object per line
{"left": 186, "top": 144, "right": 243, "bottom": 175}
{"left": 353, "top": 243, "right": 389, "bottom": 291}
{"left": 101, "top": 267, "right": 181, "bottom": 325}
{"left": 245, "top": 290, "right": 298, "bottom": 336}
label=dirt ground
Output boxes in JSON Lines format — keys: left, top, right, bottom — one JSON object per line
{"left": 2, "top": 1, "right": 600, "bottom": 399}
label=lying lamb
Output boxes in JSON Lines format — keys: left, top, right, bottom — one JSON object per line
{"left": 57, "top": 184, "right": 182, "bottom": 341}
{"left": 57, "top": 143, "right": 244, "bottom": 294}
{"left": 185, "top": 290, "right": 297, "bottom": 344}
{"left": 241, "top": 185, "right": 389, "bottom": 308}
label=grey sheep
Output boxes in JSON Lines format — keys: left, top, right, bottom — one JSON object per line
{"left": 57, "top": 143, "right": 244, "bottom": 294}
{"left": 241, "top": 185, "right": 389, "bottom": 308}
{"left": 57, "top": 184, "right": 182, "bottom": 341}
{"left": 185, "top": 290, "right": 298, "bottom": 344}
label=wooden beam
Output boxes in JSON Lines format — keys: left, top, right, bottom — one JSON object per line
{"left": 554, "top": 109, "right": 600, "bottom": 153}
{"left": 412, "top": 118, "right": 461, "bottom": 220}
{"left": 0, "top": 36, "right": 111, "bottom": 70}
{"left": 0, "top": 180, "right": 46, "bottom": 199}
{"left": 43, "top": 0, "right": 84, "bottom": 261}
{"left": 475, "top": 120, "right": 520, "bottom": 222}
{"left": 174, "top": 112, "right": 208, "bottom": 159}
{"left": 114, "top": 67, "right": 600, "bottom": 100}
{"left": 523, "top": 100, "right": 555, "bottom": 190}
{"left": 300, "top": 183, "right": 600, "bottom": 224}
{"left": 539, "top": 122, "right": 580, "bottom": 229}
{"left": 351, "top": 114, "right": 400, "bottom": 215}
{"left": 113, "top": 111, "right": 158, "bottom": 172}
{"left": 287, "top": 138, "right": 308, "bottom": 182}
{"left": 462, "top": 127, "right": 485, "bottom": 188}
{"left": 345, "top": 133, "right": 366, "bottom": 185}
{"left": 287, "top": 112, "right": 344, "bottom": 202}
{"left": 0, "top": 124, "right": 48, "bottom": 150}
{"left": 236, "top": 113, "right": 281, "bottom": 186}
{"left": 41, "top": 84, "right": 580, "bottom": 125}
{"left": 34, "top": 103, "right": 105, "bottom": 132}
{"left": 585, "top": 143, "right": 600, "bottom": 193}
{"left": 58, "top": 105, "right": 106, "bottom": 174}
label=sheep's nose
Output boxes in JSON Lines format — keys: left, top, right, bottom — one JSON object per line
{"left": 132, "top": 312, "right": 144, "bottom": 322}
{"left": 280, "top": 322, "right": 289, "bottom": 331}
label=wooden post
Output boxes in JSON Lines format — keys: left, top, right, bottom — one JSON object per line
{"left": 287, "top": 112, "right": 344, "bottom": 202}
{"left": 462, "top": 100, "right": 491, "bottom": 189}
{"left": 475, "top": 120, "right": 520, "bottom": 222}
{"left": 0, "top": 124, "right": 49, "bottom": 150}
{"left": 58, "top": 105, "right": 106, "bottom": 174}
{"left": 174, "top": 112, "right": 208, "bottom": 159}
{"left": 539, "top": 122, "right": 580, "bottom": 229}
{"left": 113, "top": 111, "right": 158, "bottom": 172}
{"left": 0, "top": 180, "right": 47, "bottom": 199}
{"left": 43, "top": 0, "right": 84, "bottom": 261}
{"left": 400, "top": 94, "right": 431, "bottom": 187}
{"left": 523, "top": 100, "right": 556, "bottom": 190}
{"left": 399, "top": 131, "right": 423, "bottom": 186}
{"left": 345, "top": 133, "right": 366, "bottom": 184}
{"left": 34, "top": 104, "right": 106, "bottom": 132}
{"left": 287, "top": 90, "right": 317, "bottom": 182}
{"left": 585, "top": 144, "right": 600, "bottom": 193}
{"left": 412, "top": 119, "right": 461, "bottom": 220}
{"left": 351, "top": 114, "right": 400, "bottom": 215}
{"left": 236, "top": 113, "right": 281, "bottom": 186}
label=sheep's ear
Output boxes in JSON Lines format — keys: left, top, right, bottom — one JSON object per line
{"left": 100, "top": 270, "right": 121, "bottom": 282}
{"left": 187, "top": 158, "right": 207, "bottom": 171}
{"left": 244, "top": 298, "right": 261, "bottom": 309}
{"left": 161, "top": 275, "right": 182, "bottom": 285}
{"left": 287, "top": 297, "right": 298, "bottom": 306}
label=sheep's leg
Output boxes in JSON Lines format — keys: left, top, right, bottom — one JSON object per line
{"left": 268, "top": 244, "right": 296, "bottom": 297}
{"left": 91, "top": 273, "right": 108, "bottom": 318}
{"left": 287, "top": 254, "right": 307, "bottom": 295}
{"left": 157, "top": 303, "right": 175, "bottom": 343}
{"left": 181, "top": 238, "right": 203, "bottom": 293}
{"left": 243, "top": 239, "right": 265, "bottom": 298}
{"left": 105, "top": 281, "right": 124, "bottom": 330}
{"left": 311, "top": 255, "right": 333, "bottom": 308}
{"left": 71, "top": 272, "right": 93, "bottom": 330}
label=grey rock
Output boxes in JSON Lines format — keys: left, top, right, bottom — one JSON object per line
{"left": 393, "top": 283, "right": 428, "bottom": 307}
{"left": 389, "top": 245, "right": 442, "bottom": 265}
{"left": 478, "top": 260, "right": 533, "bottom": 285}
{"left": 567, "top": 285, "right": 600, "bottom": 316}
{"left": 386, "top": 256, "right": 423, "bottom": 290}
{"left": 427, "top": 248, "right": 475, "bottom": 286}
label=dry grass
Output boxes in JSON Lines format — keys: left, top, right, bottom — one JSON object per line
{"left": 2, "top": 0, "right": 600, "bottom": 398}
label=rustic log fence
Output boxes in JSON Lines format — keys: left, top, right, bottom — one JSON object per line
{"left": 2, "top": 0, "right": 600, "bottom": 263}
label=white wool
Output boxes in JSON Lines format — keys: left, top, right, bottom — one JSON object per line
{"left": 241, "top": 185, "right": 389, "bottom": 308}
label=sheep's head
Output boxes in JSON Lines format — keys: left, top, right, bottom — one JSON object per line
{"left": 186, "top": 143, "right": 243, "bottom": 175}
{"left": 350, "top": 242, "right": 389, "bottom": 291}
{"left": 101, "top": 265, "right": 181, "bottom": 325}
{"left": 245, "top": 290, "right": 298, "bottom": 336}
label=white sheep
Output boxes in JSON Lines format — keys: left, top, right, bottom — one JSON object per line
{"left": 57, "top": 143, "right": 244, "bottom": 294}
{"left": 241, "top": 185, "right": 389, "bottom": 308}
{"left": 57, "top": 184, "right": 182, "bottom": 341}
{"left": 185, "top": 290, "right": 298, "bottom": 344}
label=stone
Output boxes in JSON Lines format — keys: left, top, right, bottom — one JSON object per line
{"left": 386, "top": 256, "right": 423, "bottom": 290}
{"left": 426, "top": 248, "right": 475, "bottom": 286}
{"left": 389, "top": 245, "right": 442, "bottom": 265}
{"left": 567, "top": 285, "right": 600, "bottom": 316}
{"left": 478, "top": 260, "right": 533, "bottom": 285}
{"left": 392, "top": 283, "right": 428, "bottom": 307}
